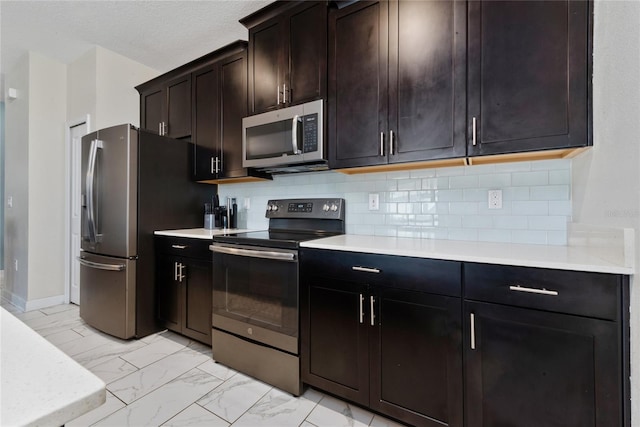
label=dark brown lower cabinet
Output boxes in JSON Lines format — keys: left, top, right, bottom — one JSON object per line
{"left": 301, "top": 249, "right": 463, "bottom": 427}
{"left": 464, "top": 301, "right": 620, "bottom": 427}
{"left": 156, "top": 237, "right": 212, "bottom": 345}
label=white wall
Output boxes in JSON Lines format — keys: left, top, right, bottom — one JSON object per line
{"left": 3, "top": 55, "right": 30, "bottom": 306}
{"left": 67, "top": 49, "right": 97, "bottom": 124}
{"left": 572, "top": 0, "right": 640, "bottom": 422}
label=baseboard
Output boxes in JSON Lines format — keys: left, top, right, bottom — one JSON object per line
{"left": 1, "top": 288, "right": 27, "bottom": 312}
{"left": 24, "top": 294, "right": 66, "bottom": 312}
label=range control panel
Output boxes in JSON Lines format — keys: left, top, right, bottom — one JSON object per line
{"left": 265, "top": 198, "right": 345, "bottom": 220}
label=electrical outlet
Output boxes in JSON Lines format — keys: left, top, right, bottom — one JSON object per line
{"left": 369, "top": 193, "right": 380, "bottom": 211}
{"left": 488, "top": 190, "right": 503, "bottom": 209}
{"left": 243, "top": 197, "right": 250, "bottom": 210}
{"left": 7, "top": 196, "right": 13, "bottom": 208}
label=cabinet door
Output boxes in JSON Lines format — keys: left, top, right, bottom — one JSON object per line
{"left": 156, "top": 254, "right": 181, "bottom": 332}
{"left": 140, "top": 86, "right": 164, "bottom": 134}
{"left": 166, "top": 75, "right": 192, "bottom": 139}
{"left": 182, "top": 258, "right": 212, "bottom": 345}
{"left": 287, "top": 1, "right": 327, "bottom": 106}
{"left": 248, "top": 19, "right": 283, "bottom": 115}
{"left": 370, "top": 288, "right": 463, "bottom": 427}
{"left": 328, "top": 0, "right": 389, "bottom": 169}
{"left": 465, "top": 301, "right": 622, "bottom": 427}
{"left": 192, "top": 64, "right": 220, "bottom": 180}
{"left": 302, "top": 277, "right": 370, "bottom": 406}
{"left": 220, "top": 52, "right": 249, "bottom": 179}
{"left": 467, "top": 1, "right": 590, "bottom": 156}
{"left": 388, "top": 0, "right": 466, "bottom": 163}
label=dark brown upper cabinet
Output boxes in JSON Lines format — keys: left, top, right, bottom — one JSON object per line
{"left": 138, "top": 74, "right": 191, "bottom": 139}
{"left": 192, "top": 42, "right": 255, "bottom": 182}
{"left": 467, "top": 0, "right": 592, "bottom": 158}
{"left": 328, "top": 0, "right": 467, "bottom": 170}
{"left": 241, "top": 1, "right": 328, "bottom": 115}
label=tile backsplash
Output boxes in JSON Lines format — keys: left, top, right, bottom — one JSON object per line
{"left": 219, "top": 159, "right": 572, "bottom": 245}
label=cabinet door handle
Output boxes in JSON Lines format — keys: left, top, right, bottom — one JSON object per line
{"left": 178, "top": 263, "right": 186, "bottom": 282}
{"left": 390, "top": 130, "right": 395, "bottom": 155}
{"left": 159, "top": 122, "right": 163, "bottom": 135}
{"left": 215, "top": 157, "right": 221, "bottom": 173}
{"left": 163, "top": 122, "right": 167, "bottom": 136}
{"left": 509, "top": 285, "right": 559, "bottom": 296}
{"left": 470, "top": 313, "right": 476, "bottom": 350}
{"left": 359, "top": 293, "right": 364, "bottom": 324}
{"left": 352, "top": 266, "right": 381, "bottom": 274}
{"left": 211, "top": 157, "right": 215, "bottom": 174}
{"left": 174, "top": 262, "right": 179, "bottom": 281}
{"left": 283, "top": 83, "right": 287, "bottom": 104}
{"left": 370, "top": 296, "right": 376, "bottom": 326}
{"left": 472, "top": 117, "right": 477, "bottom": 146}
{"left": 171, "top": 245, "right": 187, "bottom": 249}
{"left": 379, "top": 132, "right": 385, "bottom": 156}
{"left": 277, "top": 85, "right": 281, "bottom": 105}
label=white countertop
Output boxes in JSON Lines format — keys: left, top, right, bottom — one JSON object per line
{"left": 154, "top": 228, "right": 256, "bottom": 240}
{"left": 300, "top": 234, "right": 635, "bottom": 275}
{"left": 0, "top": 308, "right": 106, "bottom": 426}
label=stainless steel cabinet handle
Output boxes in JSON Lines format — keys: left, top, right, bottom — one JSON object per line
{"left": 174, "top": 262, "right": 179, "bottom": 281}
{"left": 472, "top": 117, "right": 477, "bottom": 146}
{"left": 159, "top": 123, "right": 162, "bottom": 135}
{"left": 370, "top": 296, "right": 376, "bottom": 326}
{"left": 352, "top": 266, "right": 381, "bottom": 274}
{"left": 178, "top": 263, "right": 186, "bottom": 282}
{"left": 211, "top": 157, "right": 215, "bottom": 174}
{"left": 78, "top": 257, "right": 125, "bottom": 272}
{"left": 509, "top": 285, "right": 559, "bottom": 296}
{"left": 277, "top": 85, "right": 281, "bottom": 105}
{"left": 379, "top": 132, "right": 384, "bottom": 156}
{"left": 283, "top": 83, "right": 287, "bottom": 104}
{"left": 390, "top": 130, "right": 395, "bottom": 155}
{"left": 171, "top": 245, "right": 187, "bottom": 249}
{"left": 210, "top": 245, "right": 297, "bottom": 262}
{"left": 359, "top": 294, "right": 364, "bottom": 324}
{"left": 215, "top": 157, "right": 221, "bottom": 174}
{"left": 470, "top": 313, "right": 476, "bottom": 350}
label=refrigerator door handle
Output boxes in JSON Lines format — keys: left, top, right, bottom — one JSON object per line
{"left": 85, "top": 139, "right": 103, "bottom": 243}
{"left": 78, "top": 257, "right": 126, "bottom": 272}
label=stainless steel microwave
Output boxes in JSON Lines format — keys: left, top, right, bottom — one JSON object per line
{"left": 242, "top": 99, "right": 326, "bottom": 173}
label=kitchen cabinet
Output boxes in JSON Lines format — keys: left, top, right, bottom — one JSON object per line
{"left": 138, "top": 74, "right": 191, "bottom": 138}
{"left": 464, "top": 263, "right": 629, "bottom": 427}
{"left": 155, "top": 236, "right": 212, "bottom": 345}
{"left": 301, "top": 249, "right": 463, "bottom": 427}
{"left": 192, "top": 42, "right": 255, "bottom": 181}
{"left": 467, "top": 1, "right": 591, "bottom": 158}
{"left": 328, "top": 0, "right": 467, "bottom": 170}
{"left": 241, "top": 1, "right": 327, "bottom": 115}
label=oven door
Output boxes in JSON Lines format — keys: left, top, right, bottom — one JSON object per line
{"left": 210, "top": 243, "right": 299, "bottom": 354}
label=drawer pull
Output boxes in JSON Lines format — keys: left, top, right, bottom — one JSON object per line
{"left": 171, "top": 245, "right": 188, "bottom": 250}
{"left": 509, "top": 285, "right": 559, "bottom": 296}
{"left": 352, "top": 266, "right": 381, "bottom": 274}
{"left": 359, "top": 294, "right": 364, "bottom": 324}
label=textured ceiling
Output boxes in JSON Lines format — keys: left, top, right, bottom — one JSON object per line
{"left": 0, "top": 0, "right": 274, "bottom": 96}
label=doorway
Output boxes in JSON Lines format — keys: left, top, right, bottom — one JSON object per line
{"left": 66, "top": 117, "right": 90, "bottom": 304}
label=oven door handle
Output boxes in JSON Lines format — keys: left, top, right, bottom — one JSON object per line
{"left": 209, "top": 245, "right": 297, "bottom": 262}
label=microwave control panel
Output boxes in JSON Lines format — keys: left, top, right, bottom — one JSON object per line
{"left": 302, "top": 114, "right": 318, "bottom": 153}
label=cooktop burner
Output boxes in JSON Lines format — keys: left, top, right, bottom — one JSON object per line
{"left": 213, "top": 198, "right": 345, "bottom": 249}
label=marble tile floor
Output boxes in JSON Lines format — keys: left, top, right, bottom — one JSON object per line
{"left": 1, "top": 301, "right": 405, "bottom": 427}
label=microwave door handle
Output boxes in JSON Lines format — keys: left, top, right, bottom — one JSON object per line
{"left": 292, "top": 115, "right": 301, "bottom": 155}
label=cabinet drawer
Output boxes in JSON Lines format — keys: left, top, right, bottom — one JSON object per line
{"left": 464, "top": 263, "right": 621, "bottom": 321}
{"left": 155, "top": 236, "right": 212, "bottom": 259}
{"left": 301, "top": 249, "right": 461, "bottom": 297}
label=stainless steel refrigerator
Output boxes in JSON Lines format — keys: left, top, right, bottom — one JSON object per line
{"left": 79, "top": 124, "right": 210, "bottom": 339}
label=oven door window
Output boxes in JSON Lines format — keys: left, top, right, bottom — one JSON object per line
{"left": 212, "top": 247, "right": 298, "bottom": 337}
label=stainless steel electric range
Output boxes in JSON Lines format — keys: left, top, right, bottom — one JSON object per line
{"left": 209, "top": 198, "right": 345, "bottom": 395}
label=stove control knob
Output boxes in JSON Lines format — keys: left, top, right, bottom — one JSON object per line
{"left": 322, "top": 204, "right": 330, "bottom": 212}
{"left": 266, "top": 205, "right": 272, "bottom": 211}
{"left": 330, "top": 204, "right": 339, "bottom": 212}
{"left": 271, "top": 204, "right": 279, "bottom": 212}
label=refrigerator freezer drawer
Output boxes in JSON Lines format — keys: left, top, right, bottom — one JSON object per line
{"left": 79, "top": 253, "right": 136, "bottom": 339}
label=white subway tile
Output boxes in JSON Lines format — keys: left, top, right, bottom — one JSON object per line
{"left": 503, "top": 187, "right": 530, "bottom": 201}
{"left": 448, "top": 228, "right": 478, "bottom": 241}
{"left": 549, "top": 169, "right": 571, "bottom": 185}
{"left": 374, "top": 226, "right": 397, "bottom": 237}
{"left": 546, "top": 230, "right": 568, "bottom": 245}
{"left": 381, "top": 203, "right": 398, "bottom": 214}
{"left": 386, "top": 214, "right": 412, "bottom": 226}
{"left": 449, "top": 175, "right": 479, "bottom": 189}
{"left": 449, "top": 202, "right": 479, "bottom": 215}
{"left": 348, "top": 224, "right": 375, "bottom": 235}
{"left": 410, "top": 190, "right": 435, "bottom": 202}
{"left": 422, "top": 177, "right": 449, "bottom": 190}
{"left": 478, "top": 173, "right": 511, "bottom": 188}
{"left": 373, "top": 180, "right": 398, "bottom": 191}
{"left": 397, "top": 227, "right": 423, "bottom": 238}
{"left": 398, "top": 203, "right": 421, "bottom": 214}
{"left": 492, "top": 161, "right": 532, "bottom": 172}
{"left": 463, "top": 189, "right": 487, "bottom": 202}
{"left": 362, "top": 214, "right": 386, "bottom": 225}
{"left": 386, "top": 171, "right": 412, "bottom": 180}
{"left": 464, "top": 163, "right": 496, "bottom": 175}
{"left": 421, "top": 228, "right": 449, "bottom": 240}
{"left": 512, "top": 230, "right": 548, "bottom": 245}
{"left": 344, "top": 192, "right": 368, "bottom": 204}
{"left": 549, "top": 200, "right": 572, "bottom": 216}
{"left": 512, "top": 201, "right": 549, "bottom": 216}
{"left": 410, "top": 168, "right": 437, "bottom": 178}
{"left": 397, "top": 179, "right": 422, "bottom": 191}
{"left": 462, "top": 215, "right": 493, "bottom": 229}
{"left": 434, "top": 215, "right": 462, "bottom": 228}
{"left": 530, "top": 185, "right": 570, "bottom": 201}
{"left": 436, "top": 166, "right": 465, "bottom": 177}
{"left": 415, "top": 215, "right": 435, "bottom": 227}
{"left": 492, "top": 216, "right": 528, "bottom": 230}
{"left": 434, "top": 189, "right": 464, "bottom": 202}
{"left": 512, "top": 171, "right": 549, "bottom": 186}
{"left": 387, "top": 191, "right": 410, "bottom": 203}
{"left": 531, "top": 159, "right": 570, "bottom": 170}
{"left": 527, "top": 216, "right": 568, "bottom": 231}
{"left": 478, "top": 229, "right": 512, "bottom": 243}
